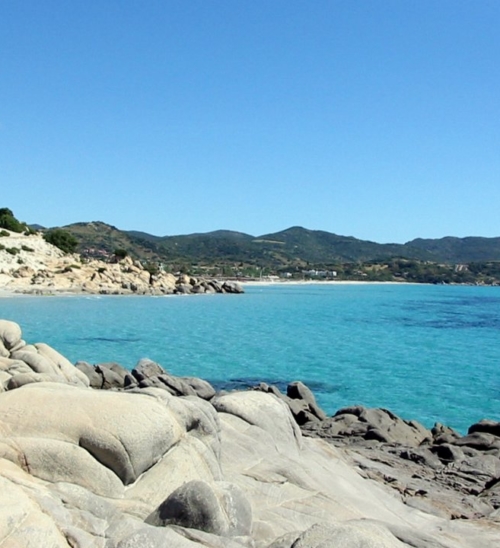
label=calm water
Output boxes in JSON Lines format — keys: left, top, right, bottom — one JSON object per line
{"left": 1, "top": 283, "right": 499, "bottom": 433}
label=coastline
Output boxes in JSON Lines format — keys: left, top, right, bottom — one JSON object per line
{"left": 0, "top": 317, "right": 499, "bottom": 547}
{"left": 239, "top": 279, "right": 410, "bottom": 286}
{"left": 0, "top": 279, "right": 416, "bottom": 297}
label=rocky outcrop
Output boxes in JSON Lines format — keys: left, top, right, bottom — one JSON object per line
{"left": 257, "top": 381, "right": 500, "bottom": 524}
{"left": 0, "top": 319, "right": 499, "bottom": 547}
{"left": 76, "top": 357, "right": 217, "bottom": 399}
{"left": 0, "top": 229, "right": 243, "bottom": 295}
{"left": 0, "top": 319, "right": 90, "bottom": 391}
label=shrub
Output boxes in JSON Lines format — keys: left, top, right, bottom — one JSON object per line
{"left": 113, "top": 248, "right": 128, "bottom": 260}
{"left": 6, "top": 247, "right": 20, "bottom": 255}
{"left": 143, "top": 262, "right": 159, "bottom": 276}
{"left": 21, "top": 245, "right": 34, "bottom": 252}
{"left": 0, "top": 208, "right": 26, "bottom": 233}
{"left": 97, "top": 267, "right": 106, "bottom": 274}
{"left": 43, "top": 229, "right": 78, "bottom": 254}
{"left": 0, "top": 230, "right": 10, "bottom": 237}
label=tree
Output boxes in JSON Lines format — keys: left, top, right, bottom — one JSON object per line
{"left": 43, "top": 229, "right": 78, "bottom": 254}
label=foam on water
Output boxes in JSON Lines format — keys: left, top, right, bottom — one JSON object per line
{"left": 1, "top": 284, "right": 499, "bottom": 432}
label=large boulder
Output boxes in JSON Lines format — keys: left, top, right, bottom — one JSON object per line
{"left": 0, "top": 321, "right": 89, "bottom": 391}
{"left": 0, "top": 383, "right": 187, "bottom": 493}
{"left": 212, "top": 390, "right": 302, "bottom": 454}
{"left": 0, "top": 319, "right": 22, "bottom": 351}
{"left": 146, "top": 479, "right": 252, "bottom": 537}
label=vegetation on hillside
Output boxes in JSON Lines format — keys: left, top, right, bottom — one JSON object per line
{"left": 2, "top": 209, "right": 498, "bottom": 284}
{"left": 43, "top": 229, "right": 78, "bottom": 254}
{"left": 49, "top": 221, "right": 499, "bottom": 285}
{"left": 0, "top": 208, "right": 35, "bottom": 234}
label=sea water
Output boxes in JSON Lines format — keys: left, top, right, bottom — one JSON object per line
{"left": 1, "top": 283, "right": 499, "bottom": 433}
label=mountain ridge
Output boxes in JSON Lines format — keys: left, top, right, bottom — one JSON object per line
{"left": 55, "top": 221, "right": 500, "bottom": 267}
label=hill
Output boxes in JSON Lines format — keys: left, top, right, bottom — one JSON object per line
{"left": 56, "top": 222, "right": 500, "bottom": 271}
{"left": 407, "top": 236, "right": 500, "bottom": 263}
{"left": 255, "top": 227, "right": 434, "bottom": 263}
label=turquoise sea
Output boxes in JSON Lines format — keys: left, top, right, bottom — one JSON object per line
{"left": 1, "top": 283, "right": 499, "bottom": 433}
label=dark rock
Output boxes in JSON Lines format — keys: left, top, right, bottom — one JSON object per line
{"left": 190, "top": 285, "right": 206, "bottom": 294}
{"left": 468, "top": 419, "right": 500, "bottom": 438}
{"left": 138, "top": 376, "right": 171, "bottom": 390}
{"left": 431, "top": 422, "right": 461, "bottom": 445}
{"left": 397, "top": 448, "right": 442, "bottom": 469}
{"left": 181, "top": 377, "right": 216, "bottom": 400}
{"left": 157, "top": 374, "right": 197, "bottom": 397}
{"left": 145, "top": 480, "right": 252, "bottom": 537}
{"left": 365, "top": 427, "right": 391, "bottom": 443}
{"left": 175, "top": 283, "right": 192, "bottom": 294}
{"left": 287, "top": 381, "right": 327, "bottom": 421}
{"left": 329, "top": 406, "right": 432, "bottom": 446}
{"left": 222, "top": 281, "right": 244, "bottom": 294}
{"left": 454, "top": 432, "right": 500, "bottom": 451}
{"left": 202, "top": 283, "right": 217, "bottom": 294}
{"left": 96, "top": 362, "right": 129, "bottom": 390}
{"left": 132, "top": 359, "right": 166, "bottom": 382}
{"left": 430, "top": 443, "right": 465, "bottom": 464}
{"left": 123, "top": 373, "right": 138, "bottom": 388}
{"left": 207, "top": 281, "right": 223, "bottom": 293}
{"left": 75, "top": 361, "right": 102, "bottom": 389}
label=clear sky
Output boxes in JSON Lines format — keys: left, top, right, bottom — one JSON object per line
{"left": 1, "top": 1, "right": 499, "bottom": 243}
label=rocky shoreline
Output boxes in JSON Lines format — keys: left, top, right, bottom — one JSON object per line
{"left": 0, "top": 229, "right": 243, "bottom": 296}
{"left": 72, "top": 363, "right": 500, "bottom": 523}
{"left": 0, "top": 319, "right": 499, "bottom": 547}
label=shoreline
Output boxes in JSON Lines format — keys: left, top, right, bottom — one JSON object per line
{"left": 0, "top": 279, "right": 405, "bottom": 297}
{"left": 1, "top": 317, "right": 499, "bottom": 546}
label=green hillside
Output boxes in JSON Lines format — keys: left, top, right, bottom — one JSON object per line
{"left": 53, "top": 221, "right": 500, "bottom": 279}
{"left": 407, "top": 236, "right": 500, "bottom": 263}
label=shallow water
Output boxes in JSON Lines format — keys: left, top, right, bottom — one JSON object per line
{"left": 1, "top": 283, "right": 499, "bottom": 433}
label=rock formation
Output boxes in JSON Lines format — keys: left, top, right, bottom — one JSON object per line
{"left": 255, "top": 382, "right": 500, "bottom": 524}
{"left": 0, "top": 319, "right": 499, "bottom": 547}
{"left": 0, "top": 229, "right": 243, "bottom": 295}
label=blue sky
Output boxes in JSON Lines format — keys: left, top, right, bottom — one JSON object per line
{"left": 1, "top": 1, "right": 499, "bottom": 243}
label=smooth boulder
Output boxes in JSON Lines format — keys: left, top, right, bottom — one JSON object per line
{"left": 146, "top": 479, "right": 252, "bottom": 537}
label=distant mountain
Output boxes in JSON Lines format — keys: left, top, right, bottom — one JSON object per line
{"left": 407, "top": 237, "right": 500, "bottom": 263}
{"left": 59, "top": 221, "right": 500, "bottom": 267}
{"left": 255, "top": 226, "right": 433, "bottom": 263}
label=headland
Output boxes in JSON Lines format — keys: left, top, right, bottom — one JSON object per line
{"left": 0, "top": 229, "right": 243, "bottom": 296}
